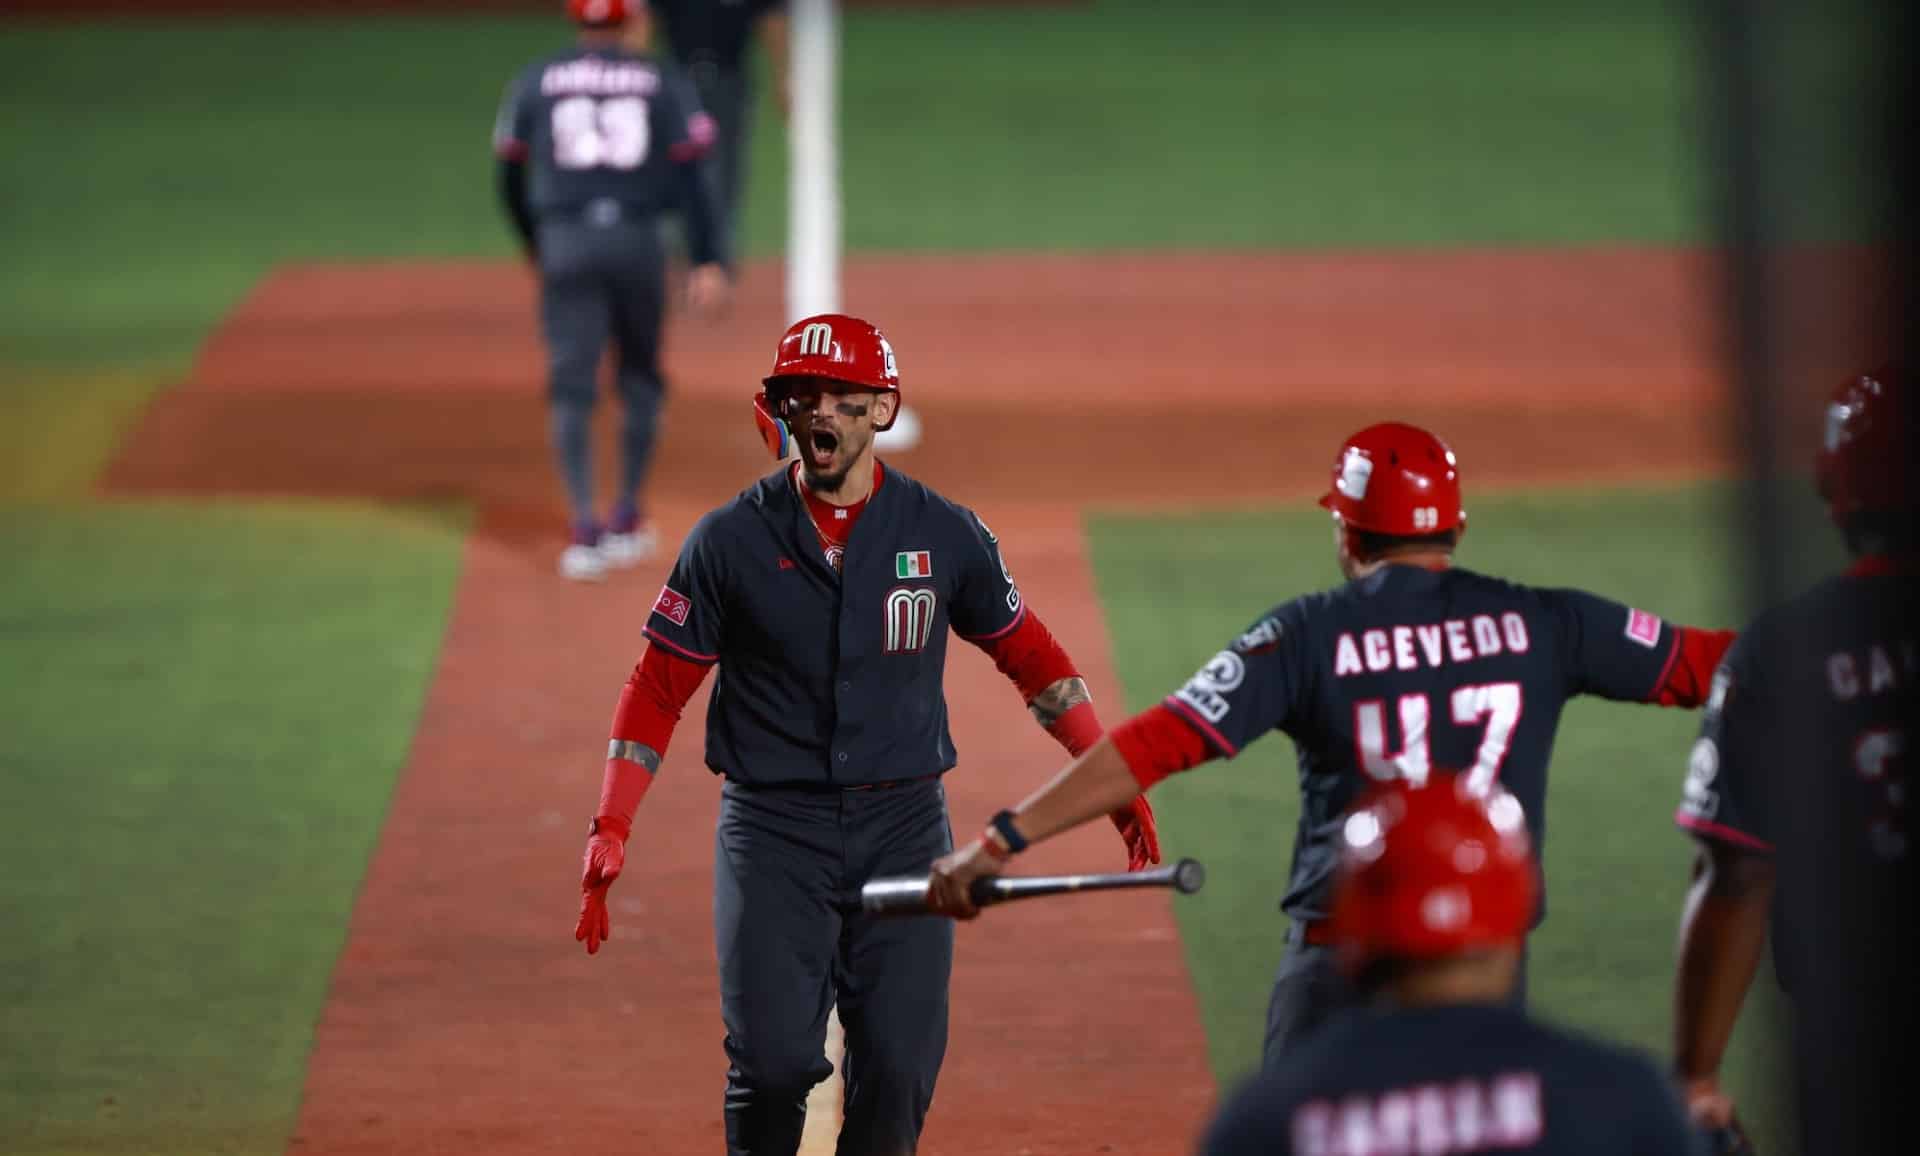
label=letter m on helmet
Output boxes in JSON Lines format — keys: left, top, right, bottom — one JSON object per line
{"left": 799, "top": 322, "right": 835, "bottom": 357}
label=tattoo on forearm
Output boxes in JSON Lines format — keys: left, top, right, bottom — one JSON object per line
{"left": 1028, "top": 677, "right": 1092, "bottom": 728}
{"left": 607, "top": 740, "right": 663, "bottom": 773}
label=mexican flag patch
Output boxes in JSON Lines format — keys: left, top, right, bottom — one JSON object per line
{"left": 896, "top": 550, "right": 932, "bottom": 580}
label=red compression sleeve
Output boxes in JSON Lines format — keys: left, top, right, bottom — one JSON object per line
{"left": 1110, "top": 704, "right": 1215, "bottom": 790}
{"left": 596, "top": 644, "right": 711, "bottom": 838}
{"left": 970, "top": 608, "right": 1104, "bottom": 755}
{"left": 973, "top": 607, "right": 1080, "bottom": 699}
{"left": 1650, "top": 627, "right": 1738, "bottom": 708}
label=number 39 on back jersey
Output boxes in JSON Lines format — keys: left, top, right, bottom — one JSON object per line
{"left": 493, "top": 47, "right": 714, "bottom": 216}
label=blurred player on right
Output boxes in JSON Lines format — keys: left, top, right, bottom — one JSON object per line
{"left": 1672, "top": 366, "right": 1914, "bottom": 1154}
{"left": 1202, "top": 773, "right": 1700, "bottom": 1155}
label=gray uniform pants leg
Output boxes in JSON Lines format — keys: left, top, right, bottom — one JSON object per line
{"left": 716, "top": 779, "right": 953, "bottom": 1156}
{"left": 535, "top": 214, "right": 666, "bottom": 530}
{"left": 1261, "top": 924, "right": 1531, "bottom": 1070}
{"left": 1260, "top": 940, "right": 1355, "bottom": 1070}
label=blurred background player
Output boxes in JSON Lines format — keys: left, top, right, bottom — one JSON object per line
{"left": 927, "top": 421, "right": 1736, "bottom": 1066}
{"left": 1200, "top": 774, "right": 1701, "bottom": 1155}
{"left": 494, "top": 0, "right": 730, "bottom": 580}
{"left": 653, "top": 0, "right": 788, "bottom": 245}
{"left": 1673, "top": 366, "right": 1914, "bottom": 1155}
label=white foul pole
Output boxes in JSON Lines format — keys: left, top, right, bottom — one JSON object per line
{"left": 786, "top": 0, "right": 841, "bottom": 323}
{"left": 789, "top": 4, "right": 850, "bottom": 1148}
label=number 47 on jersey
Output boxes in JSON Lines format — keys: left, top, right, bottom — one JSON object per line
{"left": 1358, "top": 683, "right": 1522, "bottom": 792}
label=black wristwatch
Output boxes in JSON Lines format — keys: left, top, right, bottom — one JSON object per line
{"left": 988, "top": 809, "right": 1030, "bottom": 853}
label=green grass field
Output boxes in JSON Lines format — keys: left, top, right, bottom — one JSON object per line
{"left": 0, "top": 1, "right": 1718, "bottom": 375}
{"left": 2, "top": 1, "right": 1877, "bottom": 1150}
{"left": 0, "top": 502, "right": 465, "bottom": 1153}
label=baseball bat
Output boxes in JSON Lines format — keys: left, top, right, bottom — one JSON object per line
{"left": 857, "top": 857, "right": 1206, "bottom": 917}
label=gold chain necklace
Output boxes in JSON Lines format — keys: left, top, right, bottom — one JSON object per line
{"left": 794, "top": 465, "right": 851, "bottom": 572}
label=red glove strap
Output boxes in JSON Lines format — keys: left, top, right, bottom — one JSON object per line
{"left": 1044, "top": 700, "right": 1104, "bottom": 758}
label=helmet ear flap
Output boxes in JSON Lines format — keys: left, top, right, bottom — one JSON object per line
{"left": 752, "top": 392, "right": 792, "bottom": 461}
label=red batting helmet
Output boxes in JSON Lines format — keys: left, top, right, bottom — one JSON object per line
{"left": 1815, "top": 365, "right": 1913, "bottom": 524}
{"left": 1327, "top": 773, "right": 1537, "bottom": 965}
{"left": 753, "top": 313, "right": 902, "bottom": 458}
{"left": 568, "top": 0, "right": 631, "bottom": 27}
{"left": 1319, "top": 422, "right": 1465, "bottom": 537}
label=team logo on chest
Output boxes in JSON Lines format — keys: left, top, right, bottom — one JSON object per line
{"left": 885, "top": 585, "right": 938, "bottom": 654}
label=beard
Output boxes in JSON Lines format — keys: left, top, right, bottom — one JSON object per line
{"left": 798, "top": 419, "right": 870, "bottom": 490}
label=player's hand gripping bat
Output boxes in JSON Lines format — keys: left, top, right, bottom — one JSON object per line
{"left": 857, "top": 857, "right": 1206, "bottom": 917}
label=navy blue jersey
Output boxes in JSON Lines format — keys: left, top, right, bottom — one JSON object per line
{"left": 642, "top": 464, "right": 1025, "bottom": 785}
{"left": 1201, "top": 1003, "right": 1700, "bottom": 1156}
{"left": 493, "top": 47, "right": 709, "bottom": 218}
{"left": 1162, "top": 565, "right": 1683, "bottom": 920}
{"left": 1677, "top": 566, "right": 1915, "bottom": 991}
{"left": 655, "top": 0, "right": 784, "bottom": 71}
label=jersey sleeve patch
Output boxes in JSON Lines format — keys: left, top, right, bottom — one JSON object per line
{"left": 1624, "top": 607, "right": 1663, "bottom": 648}
{"left": 1234, "top": 615, "right": 1285, "bottom": 655}
{"left": 653, "top": 584, "right": 693, "bottom": 627}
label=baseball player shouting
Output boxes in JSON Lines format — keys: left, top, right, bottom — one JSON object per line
{"left": 928, "top": 421, "right": 1735, "bottom": 1065}
{"left": 571, "top": 313, "right": 1158, "bottom": 1156}
{"left": 1202, "top": 774, "right": 1701, "bottom": 1155}
{"left": 1673, "top": 367, "right": 1914, "bottom": 1155}
{"left": 494, "top": 0, "right": 729, "bottom": 580}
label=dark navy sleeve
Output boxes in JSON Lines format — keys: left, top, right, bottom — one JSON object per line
{"left": 641, "top": 512, "right": 728, "bottom": 666}
{"left": 1545, "top": 587, "right": 1684, "bottom": 702}
{"left": 1162, "top": 603, "right": 1309, "bottom": 758}
{"left": 656, "top": 65, "right": 711, "bottom": 158}
{"left": 658, "top": 69, "right": 724, "bottom": 267}
{"left": 1676, "top": 631, "right": 1776, "bottom": 852}
{"left": 491, "top": 66, "right": 535, "bottom": 160}
{"left": 946, "top": 507, "right": 1025, "bottom": 643}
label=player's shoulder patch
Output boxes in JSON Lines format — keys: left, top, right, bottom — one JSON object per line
{"left": 1232, "top": 615, "right": 1286, "bottom": 656}
{"left": 1624, "top": 607, "right": 1663, "bottom": 648}
{"left": 652, "top": 585, "right": 693, "bottom": 627}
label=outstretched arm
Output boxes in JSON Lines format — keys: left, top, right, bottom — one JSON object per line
{"left": 966, "top": 611, "right": 1158, "bottom": 868}
{"left": 1650, "top": 628, "right": 1739, "bottom": 708}
{"left": 928, "top": 704, "right": 1214, "bottom": 916}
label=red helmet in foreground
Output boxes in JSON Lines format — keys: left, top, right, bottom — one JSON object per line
{"left": 1328, "top": 773, "right": 1537, "bottom": 965}
{"left": 1815, "top": 366, "right": 1913, "bottom": 524}
{"left": 1319, "top": 422, "right": 1465, "bottom": 537}
{"left": 753, "top": 313, "right": 902, "bottom": 458}
{"left": 567, "top": 0, "right": 631, "bottom": 27}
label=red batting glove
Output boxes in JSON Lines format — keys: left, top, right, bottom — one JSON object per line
{"left": 1109, "top": 795, "right": 1160, "bottom": 872}
{"left": 575, "top": 818, "right": 629, "bottom": 955}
